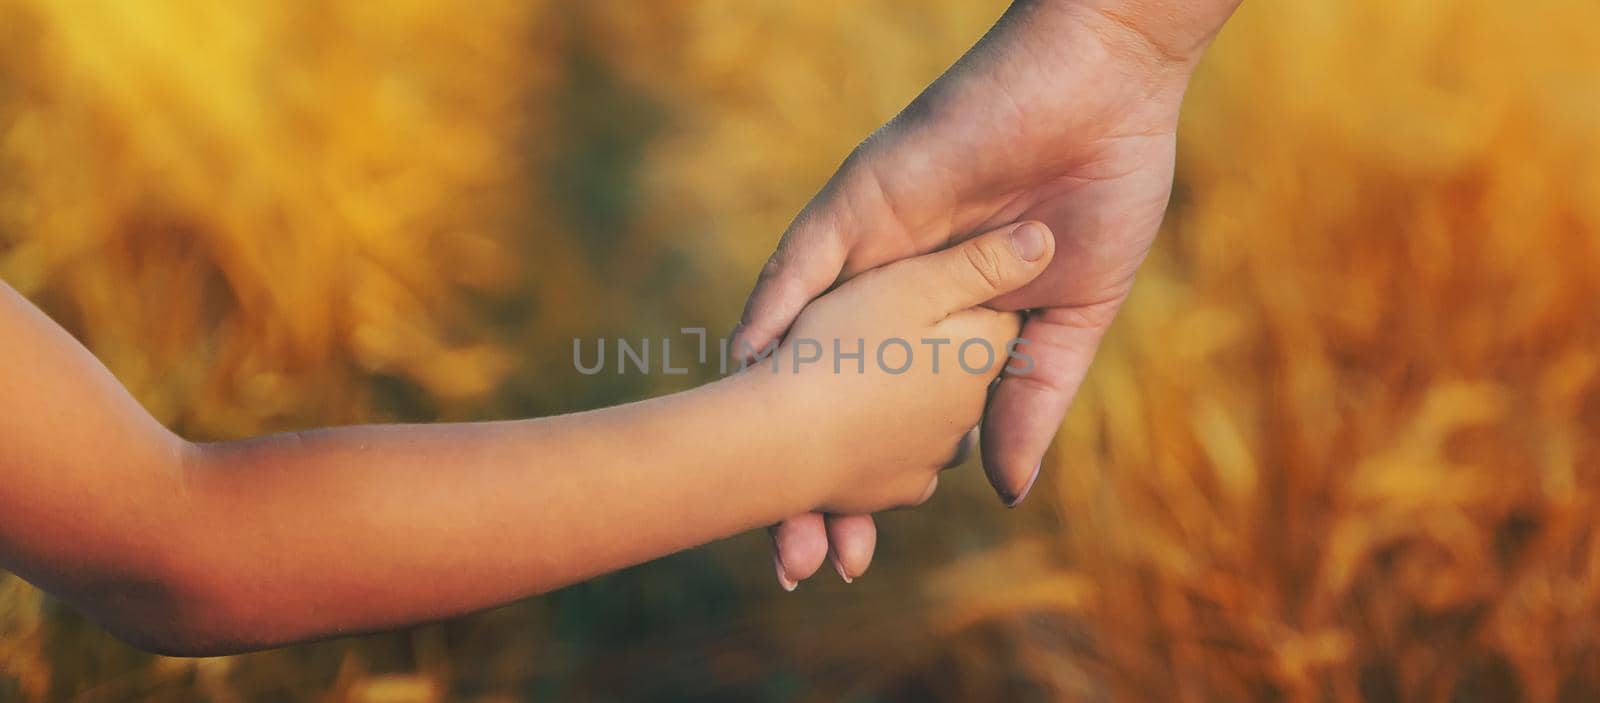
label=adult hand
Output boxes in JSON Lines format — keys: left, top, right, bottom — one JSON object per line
{"left": 737, "top": 0, "right": 1242, "bottom": 588}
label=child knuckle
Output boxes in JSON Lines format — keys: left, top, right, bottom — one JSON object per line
{"left": 961, "top": 243, "right": 1007, "bottom": 292}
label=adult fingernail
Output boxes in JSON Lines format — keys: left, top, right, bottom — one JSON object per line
{"left": 1005, "top": 461, "right": 1042, "bottom": 508}
{"left": 830, "top": 553, "right": 854, "bottom": 584}
{"left": 772, "top": 549, "right": 798, "bottom": 592}
{"left": 1010, "top": 222, "right": 1048, "bottom": 262}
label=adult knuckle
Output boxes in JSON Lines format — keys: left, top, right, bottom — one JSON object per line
{"left": 758, "top": 248, "right": 789, "bottom": 281}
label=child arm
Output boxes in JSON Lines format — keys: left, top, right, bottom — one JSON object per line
{"left": 0, "top": 222, "right": 1052, "bottom": 656}
{"left": 0, "top": 278, "right": 820, "bottom": 654}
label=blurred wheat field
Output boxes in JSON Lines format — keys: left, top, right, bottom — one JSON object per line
{"left": 2, "top": 1, "right": 1598, "bottom": 701}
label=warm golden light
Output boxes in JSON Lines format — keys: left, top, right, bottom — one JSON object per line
{"left": 1, "top": 0, "right": 1595, "bottom": 700}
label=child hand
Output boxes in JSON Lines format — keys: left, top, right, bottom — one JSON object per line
{"left": 744, "top": 221, "right": 1055, "bottom": 515}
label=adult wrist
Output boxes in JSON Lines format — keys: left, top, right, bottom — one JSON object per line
{"left": 1029, "top": 0, "right": 1239, "bottom": 79}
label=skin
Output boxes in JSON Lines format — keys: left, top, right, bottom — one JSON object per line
{"left": 738, "top": 0, "right": 1244, "bottom": 588}
{"left": 0, "top": 221, "right": 1052, "bottom": 656}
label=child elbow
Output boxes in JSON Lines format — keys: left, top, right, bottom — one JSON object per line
{"left": 108, "top": 615, "right": 239, "bottom": 658}
{"left": 86, "top": 570, "right": 265, "bottom": 657}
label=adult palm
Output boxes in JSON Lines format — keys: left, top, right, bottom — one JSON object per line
{"left": 734, "top": 0, "right": 1238, "bottom": 588}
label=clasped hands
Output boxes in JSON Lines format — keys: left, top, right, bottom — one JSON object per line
{"left": 728, "top": 0, "right": 1239, "bottom": 589}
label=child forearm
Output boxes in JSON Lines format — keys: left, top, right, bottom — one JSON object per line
{"left": 169, "top": 372, "right": 814, "bottom": 654}
{"left": 0, "top": 279, "right": 820, "bottom": 654}
{"left": 2, "top": 220, "right": 1047, "bottom": 656}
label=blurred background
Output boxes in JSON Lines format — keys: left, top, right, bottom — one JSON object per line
{"left": 1, "top": 0, "right": 1598, "bottom": 700}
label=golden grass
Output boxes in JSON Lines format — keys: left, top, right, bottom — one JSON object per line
{"left": 0, "top": 0, "right": 547, "bottom": 439}
{"left": 2, "top": 0, "right": 1597, "bottom": 700}
{"left": 907, "top": 1, "right": 1600, "bottom": 699}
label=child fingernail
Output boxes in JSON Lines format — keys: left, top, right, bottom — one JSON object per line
{"left": 1010, "top": 222, "right": 1048, "bottom": 261}
{"left": 1005, "top": 461, "right": 1042, "bottom": 508}
{"left": 830, "top": 553, "right": 854, "bottom": 584}
{"left": 773, "top": 550, "right": 798, "bottom": 592}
